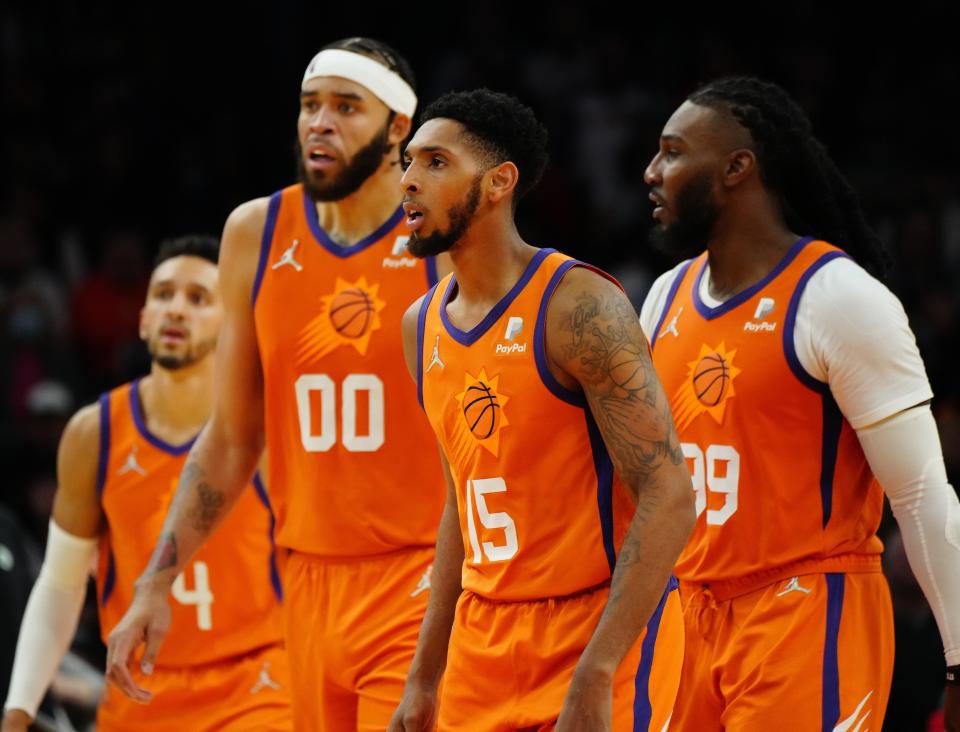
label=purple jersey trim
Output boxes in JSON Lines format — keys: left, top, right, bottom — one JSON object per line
{"left": 819, "top": 394, "right": 843, "bottom": 528}
{"left": 692, "top": 236, "right": 815, "bottom": 320}
{"left": 100, "top": 549, "right": 116, "bottom": 605}
{"left": 96, "top": 392, "right": 111, "bottom": 497}
{"left": 781, "top": 249, "right": 851, "bottom": 528}
{"left": 252, "top": 472, "right": 283, "bottom": 602}
{"left": 632, "top": 578, "right": 678, "bottom": 730}
{"left": 821, "top": 573, "right": 846, "bottom": 731}
{"left": 303, "top": 189, "right": 404, "bottom": 258}
{"left": 649, "top": 258, "right": 695, "bottom": 351}
{"left": 129, "top": 379, "right": 197, "bottom": 456}
{"left": 440, "top": 248, "right": 556, "bottom": 346}
{"left": 783, "top": 250, "right": 850, "bottom": 394}
{"left": 416, "top": 283, "right": 440, "bottom": 410}
{"left": 584, "top": 409, "right": 617, "bottom": 572}
{"left": 534, "top": 259, "right": 586, "bottom": 407}
{"left": 251, "top": 191, "right": 282, "bottom": 307}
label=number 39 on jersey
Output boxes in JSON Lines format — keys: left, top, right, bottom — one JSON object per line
{"left": 682, "top": 442, "right": 740, "bottom": 525}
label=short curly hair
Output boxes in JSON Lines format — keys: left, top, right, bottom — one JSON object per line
{"left": 420, "top": 89, "right": 549, "bottom": 203}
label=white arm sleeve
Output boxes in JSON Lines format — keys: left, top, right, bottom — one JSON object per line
{"left": 857, "top": 406, "right": 960, "bottom": 665}
{"left": 4, "top": 520, "right": 97, "bottom": 717}
{"left": 793, "top": 258, "right": 932, "bottom": 428}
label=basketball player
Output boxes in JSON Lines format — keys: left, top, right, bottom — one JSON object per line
{"left": 640, "top": 76, "right": 960, "bottom": 731}
{"left": 105, "top": 39, "right": 447, "bottom": 730}
{"left": 2, "top": 236, "right": 291, "bottom": 732}
{"left": 388, "top": 89, "right": 694, "bottom": 732}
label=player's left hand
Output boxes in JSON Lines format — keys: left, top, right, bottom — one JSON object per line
{"left": 555, "top": 666, "right": 613, "bottom": 732}
{"left": 945, "top": 684, "right": 960, "bottom": 732}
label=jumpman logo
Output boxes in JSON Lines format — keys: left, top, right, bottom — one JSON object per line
{"left": 250, "top": 661, "right": 281, "bottom": 695}
{"left": 117, "top": 445, "right": 146, "bottom": 476}
{"left": 659, "top": 306, "right": 683, "bottom": 339}
{"left": 271, "top": 240, "right": 303, "bottom": 272}
{"left": 776, "top": 576, "right": 812, "bottom": 597}
{"left": 426, "top": 335, "right": 444, "bottom": 373}
{"left": 411, "top": 565, "right": 432, "bottom": 597}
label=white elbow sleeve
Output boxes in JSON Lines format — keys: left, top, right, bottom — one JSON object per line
{"left": 858, "top": 406, "right": 960, "bottom": 665}
{"left": 3, "top": 521, "right": 97, "bottom": 717}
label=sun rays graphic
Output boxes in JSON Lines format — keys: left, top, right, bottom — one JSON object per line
{"left": 297, "top": 276, "right": 386, "bottom": 364}
{"left": 671, "top": 342, "right": 741, "bottom": 431}
{"left": 448, "top": 368, "right": 510, "bottom": 462}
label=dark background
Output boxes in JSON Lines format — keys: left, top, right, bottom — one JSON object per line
{"left": 1, "top": 3, "right": 958, "bottom": 729}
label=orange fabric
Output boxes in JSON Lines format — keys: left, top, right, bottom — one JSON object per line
{"left": 95, "top": 380, "right": 284, "bottom": 668}
{"left": 419, "top": 249, "right": 634, "bottom": 601}
{"left": 253, "top": 183, "right": 444, "bottom": 557}
{"left": 96, "top": 643, "right": 292, "bottom": 732}
{"left": 438, "top": 586, "right": 683, "bottom": 731}
{"left": 649, "top": 238, "right": 884, "bottom": 587}
{"left": 669, "top": 572, "right": 893, "bottom": 731}
{"left": 282, "top": 547, "right": 433, "bottom": 732}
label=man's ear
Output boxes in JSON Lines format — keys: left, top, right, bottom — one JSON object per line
{"left": 486, "top": 161, "right": 519, "bottom": 204}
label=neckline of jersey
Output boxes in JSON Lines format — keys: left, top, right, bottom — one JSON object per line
{"left": 440, "top": 247, "right": 556, "bottom": 346}
{"left": 129, "top": 378, "right": 198, "bottom": 456}
{"left": 692, "top": 235, "right": 815, "bottom": 320}
{"left": 301, "top": 189, "right": 405, "bottom": 258}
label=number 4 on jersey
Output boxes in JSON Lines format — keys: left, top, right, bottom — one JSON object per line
{"left": 171, "top": 561, "right": 213, "bottom": 630}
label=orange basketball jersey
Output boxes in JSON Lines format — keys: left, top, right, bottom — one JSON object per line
{"left": 418, "top": 249, "right": 645, "bottom": 601}
{"left": 649, "top": 237, "right": 884, "bottom": 592}
{"left": 95, "top": 380, "right": 283, "bottom": 668}
{"left": 253, "top": 184, "right": 445, "bottom": 556}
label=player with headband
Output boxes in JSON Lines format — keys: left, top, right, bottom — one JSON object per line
{"left": 105, "top": 38, "right": 449, "bottom": 731}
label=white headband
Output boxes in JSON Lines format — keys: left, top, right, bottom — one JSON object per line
{"left": 302, "top": 49, "right": 417, "bottom": 117}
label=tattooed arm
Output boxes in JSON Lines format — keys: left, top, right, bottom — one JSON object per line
{"left": 546, "top": 267, "right": 695, "bottom": 731}
{"left": 104, "top": 198, "right": 270, "bottom": 702}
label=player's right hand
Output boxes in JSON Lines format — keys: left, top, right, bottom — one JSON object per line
{"left": 104, "top": 583, "right": 172, "bottom": 704}
{"left": 1, "top": 709, "right": 32, "bottom": 732}
{"left": 386, "top": 683, "right": 438, "bottom": 732}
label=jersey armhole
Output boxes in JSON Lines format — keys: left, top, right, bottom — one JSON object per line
{"left": 649, "top": 258, "right": 695, "bottom": 351}
{"left": 416, "top": 282, "right": 440, "bottom": 410}
{"left": 251, "top": 472, "right": 284, "bottom": 602}
{"left": 533, "top": 261, "right": 623, "bottom": 408}
{"left": 783, "top": 250, "right": 850, "bottom": 394}
{"left": 95, "top": 392, "right": 111, "bottom": 498}
{"left": 250, "top": 191, "right": 283, "bottom": 307}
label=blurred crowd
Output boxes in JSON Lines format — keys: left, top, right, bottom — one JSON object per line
{"left": 1, "top": 4, "right": 957, "bottom": 730}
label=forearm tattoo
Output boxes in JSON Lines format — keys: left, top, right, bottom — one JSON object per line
{"left": 562, "top": 290, "right": 684, "bottom": 496}
{"left": 182, "top": 462, "right": 226, "bottom": 535}
{"left": 149, "top": 532, "right": 178, "bottom": 573}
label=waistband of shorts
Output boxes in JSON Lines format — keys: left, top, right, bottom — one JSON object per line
{"left": 152, "top": 640, "right": 284, "bottom": 674}
{"left": 283, "top": 544, "right": 434, "bottom": 565}
{"left": 463, "top": 579, "right": 613, "bottom": 606}
{"left": 678, "top": 553, "right": 882, "bottom": 602}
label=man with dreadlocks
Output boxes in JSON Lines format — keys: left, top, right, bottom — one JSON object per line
{"left": 641, "top": 76, "right": 960, "bottom": 731}
{"left": 104, "top": 38, "right": 448, "bottom": 730}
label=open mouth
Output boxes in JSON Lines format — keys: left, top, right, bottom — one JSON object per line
{"left": 403, "top": 202, "right": 425, "bottom": 232}
{"left": 306, "top": 146, "right": 337, "bottom": 169}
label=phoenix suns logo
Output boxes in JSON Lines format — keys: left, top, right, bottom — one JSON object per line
{"left": 448, "top": 368, "right": 510, "bottom": 462}
{"left": 671, "top": 342, "right": 741, "bottom": 430}
{"left": 297, "top": 277, "right": 386, "bottom": 363}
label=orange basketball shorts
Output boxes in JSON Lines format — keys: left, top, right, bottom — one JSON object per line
{"left": 282, "top": 546, "right": 433, "bottom": 732}
{"left": 96, "top": 642, "right": 292, "bottom": 732}
{"left": 438, "top": 580, "right": 683, "bottom": 732}
{"left": 670, "top": 571, "right": 894, "bottom": 731}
